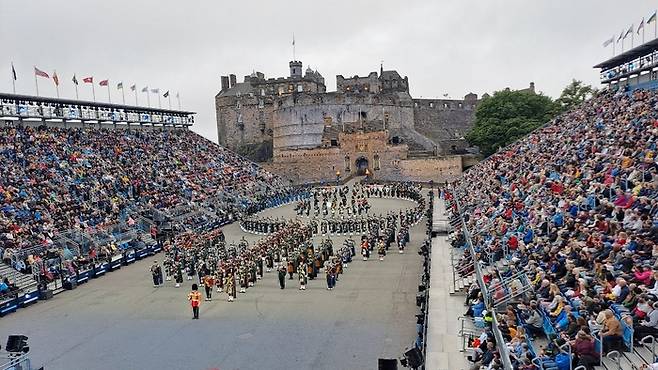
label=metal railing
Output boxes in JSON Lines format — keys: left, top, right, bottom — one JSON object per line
{"left": 0, "top": 353, "right": 31, "bottom": 370}
{"left": 452, "top": 197, "right": 513, "bottom": 370}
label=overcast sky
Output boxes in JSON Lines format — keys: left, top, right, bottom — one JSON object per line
{"left": 1, "top": 1, "right": 656, "bottom": 142}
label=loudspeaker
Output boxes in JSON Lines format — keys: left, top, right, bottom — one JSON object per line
{"left": 378, "top": 358, "right": 397, "bottom": 370}
{"left": 6, "top": 335, "right": 28, "bottom": 353}
{"left": 416, "top": 292, "right": 426, "bottom": 307}
{"left": 63, "top": 279, "right": 77, "bottom": 290}
{"left": 39, "top": 289, "right": 53, "bottom": 300}
{"left": 404, "top": 347, "right": 424, "bottom": 368}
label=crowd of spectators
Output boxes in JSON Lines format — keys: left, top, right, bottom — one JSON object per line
{"left": 451, "top": 88, "right": 658, "bottom": 369}
{"left": 0, "top": 125, "right": 286, "bottom": 275}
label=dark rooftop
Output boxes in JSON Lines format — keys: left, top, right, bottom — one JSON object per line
{"left": 594, "top": 38, "right": 658, "bottom": 70}
{"left": 0, "top": 93, "right": 195, "bottom": 115}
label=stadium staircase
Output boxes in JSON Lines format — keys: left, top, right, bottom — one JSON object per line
{"left": 0, "top": 263, "right": 36, "bottom": 291}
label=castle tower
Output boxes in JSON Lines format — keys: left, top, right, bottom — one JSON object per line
{"left": 289, "top": 60, "right": 303, "bottom": 79}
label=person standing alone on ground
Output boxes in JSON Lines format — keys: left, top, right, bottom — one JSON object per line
{"left": 188, "top": 283, "right": 201, "bottom": 319}
{"left": 278, "top": 264, "right": 286, "bottom": 289}
{"left": 150, "top": 260, "right": 162, "bottom": 287}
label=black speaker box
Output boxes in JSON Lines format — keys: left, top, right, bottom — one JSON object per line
{"left": 404, "top": 347, "right": 424, "bottom": 368}
{"left": 6, "top": 335, "right": 28, "bottom": 352}
{"left": 378, "top": 358, "right": 397, "bottom": 370}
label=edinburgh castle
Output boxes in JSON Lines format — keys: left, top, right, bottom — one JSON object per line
{"left": 215, "top": 60, "right": 486, "bottom": 184}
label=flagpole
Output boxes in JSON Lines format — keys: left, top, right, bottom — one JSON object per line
{"left": 177, "top": 93, "right": 181, "bottom": 110}
{"left": 121, "top": 88, "right": 125, "bottom": 105}
{"left": 92, "top": 83, "right": 96, "bottom": 102}
{"left": 135, "top": 89, "right": 138, "bottom": 106}
{"left": 75, "top": 84, "right": 79, "bottom": 100}
{"left": 168, "top": 95, "right": 171, "bottom": 109}
{"left": 55, "top": 72, "right": 60, "bottom": 98}
{"left": 612, "top": 40, "right": 615, "bottom": 56}
{"left": 107, "top": 85, "right": 111, "bottom": 103}
{"left": 158, "top": 94, "right": 161, "bottom": 108}
{"left": 34, "top": 67, "right": 39, "bottom": 97}
{"left": 11, "top": 74, "right": 15, "bottom": 94}
{"left": 147, "top": 90, "right": 151, "bottom": 107}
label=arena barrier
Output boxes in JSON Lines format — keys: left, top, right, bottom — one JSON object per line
{"left": 0, "top": 242, "right": 162, "bottom": 318}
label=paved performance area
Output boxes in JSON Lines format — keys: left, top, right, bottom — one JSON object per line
{"left": 0, "top": 191, "right": 425, "bottom": 370}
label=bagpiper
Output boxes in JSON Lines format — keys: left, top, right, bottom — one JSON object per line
{"left": 298, "top": 262, "right": 308, "bottom": 290}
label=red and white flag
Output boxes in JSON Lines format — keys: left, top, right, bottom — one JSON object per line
{"left": 83, "top": 76, "right": 93, "bottom": 83}
{"left": 99, "top": 79, "right": 108, "bottom": 86}
{"left": 53, "top": 71, "right": 60, "bottom": 86}
{"left": 34, "top": 67, "right": 49, "bottom": 78}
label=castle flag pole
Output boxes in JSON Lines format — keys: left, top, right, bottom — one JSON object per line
{"left": 11, "top": 63, "right": 16, "bottom": 94}
{"left": 33, "top": 67, "right": 39, "bottom": 97}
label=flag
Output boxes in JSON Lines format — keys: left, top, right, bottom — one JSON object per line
{"left": 130, "top": 84, "right": 136, "bottom": 91}
{"left": 99, "top": 79, "right": 108, "bottom": 86}
{"left": 141, "top": 86, "right": 148, "bottom": 92}
{"left": 648, "top": 10, "right": 657, "bottom": 24}
{"left": 163, "top": 91, "right": 169, "bottom": 98}
{"left": 602, "top": 36, "right": 614, "bottom": 47}
{"left": 72, "top": 75, "right": 79, "bottom": 85}
{"left": 53, "top": 71, "right": 59, "bottom": 86}
{"left": 623, "top": 24, "right": 634, "bottom": 39}
{"left": 638, "top": 17, "right": 645, "bottom": 33}
{"left": 11, "top": 63, "right": 16, "bottom": 81}
{"left": 34, "top": 67, "right": 49, "bottom": 78}
{"left": 617, "top": 29, "right": 624, "bottom": 42}
{"left": 292, "top": 33, "right": 295, "bottom": 46}
{"left": 151, "top": 88, "right": 159, "bottom": 93}
{"left": 83, "top": 76, "right": 93, "bottom": 83}
{"left": 117, "top": 82, "right": 123, "bottom": 90}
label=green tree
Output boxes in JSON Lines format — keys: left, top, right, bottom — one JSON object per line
{"left": 466, "top": 89, "right": 559, "bottom": 156}
{"left": 556, "top": 79, "right": 593, "bottom": 112}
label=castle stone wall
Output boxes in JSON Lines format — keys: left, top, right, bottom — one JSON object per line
{"left": 412, "top": 98, "right": 477, "bottom": 154}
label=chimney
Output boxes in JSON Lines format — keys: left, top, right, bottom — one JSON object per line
{"left": 220, "top": 76, "right": 229, "bottom": 91}
{"left": 229, "top": 74, "right": 237, "bottom": 88}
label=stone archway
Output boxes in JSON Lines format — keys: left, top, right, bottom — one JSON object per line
{"left": 355, "top": 157, "right": 369, "bottom": 176}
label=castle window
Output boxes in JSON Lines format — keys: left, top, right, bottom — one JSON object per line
{"left": 443, "top": 103, "right": 448, "bottom": 108}
{"left": 297, "top": 85, "right": 303, "bottom": 92}
{"left": 458, "top": 103, "right": 463, "bottom": 108}
{"left": 414, "top": 102, "right": 418, "bottom": 107}
{"left": 373, "top": 154, "right": 380, "bottom": 170}
{"left": 360, "top": 111, "right": 367, "bottom": 120}
{"left": 344, "top": 155, "right": 351, "bottom": 171}
{"left": 330, "top": 139, "right": 338, "bottom": 147}
{"left": 288, "top": 84, "right": 294, "bottom": 92}
{"left": 429, "top": 102, "right": 434, "bottom": 108}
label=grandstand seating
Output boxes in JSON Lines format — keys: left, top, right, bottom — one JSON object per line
{"left": 449, "top": 88, "right": 658, "bottom": 369}
{"left": 0, "top": 125, "right": 289, "bottom": 301}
